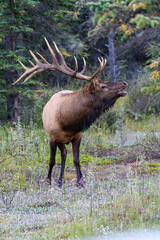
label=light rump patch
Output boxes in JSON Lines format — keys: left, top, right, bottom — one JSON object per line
{"left": 60, "top": 90, "right": 73, "bottom": 95}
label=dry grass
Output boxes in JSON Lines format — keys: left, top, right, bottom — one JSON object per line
{"left": 0, "top": 119, "right": 160, "bottom": 239}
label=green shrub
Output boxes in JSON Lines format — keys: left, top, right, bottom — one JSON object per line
{"left": 95, "top": 109, "right": 123, "bottom": 133}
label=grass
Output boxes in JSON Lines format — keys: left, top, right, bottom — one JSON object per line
{"left": 137, "top": 162, "right": 160, "bottom": 174}
{"left": 53, "top": 153, "right": 95, "bottom": 167}
{"left": 125, "top": 117, "right": 160, "bottom": 132}
{"left": 0, "top": 118, "right": 160, "bottom": 239}
{"left": 0, "top": 172, "right": 160, "bottom": 239}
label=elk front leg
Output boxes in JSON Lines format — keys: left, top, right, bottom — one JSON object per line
{"left": 47, "top": 140, "right": 57, "bottom": 185}
{"left": 58, "top": 143, "right": 67, "bottom": 187}
{"left": 72, "top": 135, "right": 83, "bottom": 186}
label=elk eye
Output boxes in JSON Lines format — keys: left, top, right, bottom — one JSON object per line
{"left": 101, "top": 85, "right": 107, "bottom": 89}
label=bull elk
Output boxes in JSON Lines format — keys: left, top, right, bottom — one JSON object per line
{"left": 13, "top": 38, "right": 128, "bottom": 187}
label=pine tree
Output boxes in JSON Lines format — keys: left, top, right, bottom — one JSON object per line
{"left": 0, "top": 0, "right": 39, "bottom": 121}
{"left": 0, "top": 0, "right": 81, "bottom": 122}
{"left": 87, "top": 0, "right": 160, "bottom": 81}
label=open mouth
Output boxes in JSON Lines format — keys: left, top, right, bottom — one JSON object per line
{"left": 118, "top": 91, "right": 127, "bottom": 97}
{"left": 117, "top": 84, "right": 128, "bottom": 97}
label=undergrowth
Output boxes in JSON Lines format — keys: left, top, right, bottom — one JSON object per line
{"left": 0, "top": 171, "right": 160, "bottom": 240}
{"left": 0, "top": 118, "right": 160, "bottom": 239}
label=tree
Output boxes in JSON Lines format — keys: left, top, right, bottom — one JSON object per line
{"left": 0, "top": 0, "right": 39, "bottom": 121}
{"left": 0, "top": 0, "right": 82, "bottom": 122}
{"left": 142, "top": 41, "right": 160, "bottom": 94}
{"left": 87, "top": 0, "right": 160, "bottom": 81}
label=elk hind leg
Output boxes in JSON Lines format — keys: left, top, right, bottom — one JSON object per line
{"left": 72, "top": 136, "right": 84, "bottom": 186}
{"left": 47, "top": 140, "right": 57, "bottom": 185}
{"left": 58, "top": 143, "right": 67, "bottom": 187}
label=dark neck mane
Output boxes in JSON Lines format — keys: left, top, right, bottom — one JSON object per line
{"left": 60, "top": 87, "right": 118, "bottom": 133}
{"left": 81, "top": 97, "right": 117, "bottom": 131}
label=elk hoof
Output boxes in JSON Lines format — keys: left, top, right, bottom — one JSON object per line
{"left": 58, "top": 179, "right": 65, "bottom": 188}
{"left": 76, "top": 178, "right": 85, "bottom": 188}
{"left": 46, "top": 178, "right": 51, "bottom": 185}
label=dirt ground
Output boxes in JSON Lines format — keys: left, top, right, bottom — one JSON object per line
{"left": 87, "top": 144, "right": 160, "bottom": 164}
{"left": 51, "top": 144, "right": 160, "bottom": 187}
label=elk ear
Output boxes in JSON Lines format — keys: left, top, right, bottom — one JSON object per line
{"left": 92, "top": 78, "right": 100, "bottom": 86}
{"left": 87, "top": 82, "right": 96, "bottom": 93}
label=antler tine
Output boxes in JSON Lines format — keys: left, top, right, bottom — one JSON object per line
{"left": 12, "top": 72, "right": 28, "bottom": 85}
{"left": 89, "top": 58, "right": 103, "bottom": 81}
{"left": 53, "top": 41, "right": 67, "bottom": 67}
{"left": 94, "top": 57, "right": 107, "bottom": 81}
{"left": 101, "top": 57, "right": 107, "bottom": 71}
{"left": 36, "top": 52, "right": 49, "bottom": 64}
{"left": 14, "top": 37, "right": 107, "bottom": 84}
{"left": 52, "top": 41, "right": 78, "bottom": 74}
{"left": 79, "top": 57, "right": 86, "bottom": 75}
{"left": 44, "top": 37, "right": 58, "bottom": 65}
{"left": 74, "top": 56, "right": 78, "bottom": 75}
{"left": 12, "top": 69, "right": 35, "bottom": 85}
{"left": 29, "top": 60, "right": 35, "bottom": 67}
{"left": 29, "top": 50, "right": 40, "bottom": 63}
{"left": 12, "top": 61, "right": 38, "bottom": 85}
{"left": 13, "top": 50, "right": 47, "bottom": 85}
{"left": 89, "top": 57, "right": 107, "bottom": 83}
{"left": 19, "top": 61, "right": 27, "bottom": 70}
{"left": 100, "top": 57, "right": 104, "bottom": 70}
{"left": 21, "top": 69, "right": 45, "bottom": 84}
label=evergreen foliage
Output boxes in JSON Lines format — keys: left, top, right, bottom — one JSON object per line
{"left": 143, "top": 42, "right": 160, "bottom": 94}
{"left": 0, "top": 0, "right": 160, "bottom": 122}
{"left": 87, "top": 0, "right": 160, "bottom": 39}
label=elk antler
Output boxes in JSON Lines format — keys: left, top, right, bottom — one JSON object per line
{"left": 13, "top": 38, "right": 107, "bottom": 85}
{"left": 93, "top": 57, "right": 107, "bottom": 84}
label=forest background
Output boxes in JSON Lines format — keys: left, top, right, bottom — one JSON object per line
{"left": 1, "top": 1, "right": 160, "bottom": 239}
{"left": 0, "top": 0, "right": 160, "bottom": 124}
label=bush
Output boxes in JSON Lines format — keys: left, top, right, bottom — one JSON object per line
{"left": 126, "top": 72, "right": 160, "bottom": 116}
{"left": 94, "top": 109, "right": 123, "bottom": 133}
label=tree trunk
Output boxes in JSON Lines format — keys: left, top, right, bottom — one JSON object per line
{"left": 5, "top": 0, "right": 22, "bottom": 121}
{"left": 108, "top": 28, "right": 116, "bottom": 82}
{"left": 5, "top": 35, "right": 14, "bottom": 121}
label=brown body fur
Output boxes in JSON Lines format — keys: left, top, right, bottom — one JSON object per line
{"left": 42, "top": 82, "right": 122, "bottom": 144}
{"left": 14, "top": 38, "right": 127, "bottom": 187}
{"left": 42, "top": 80, "right": 127, "bottom": 186}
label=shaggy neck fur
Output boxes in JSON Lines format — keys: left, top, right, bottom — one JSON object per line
{"left": 59, "top": 85, "right": 119, "bottom": 133}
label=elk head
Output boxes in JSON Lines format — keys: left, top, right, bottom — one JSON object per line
{"left": 13, "top": 38, "right": 127, "bottom": 187}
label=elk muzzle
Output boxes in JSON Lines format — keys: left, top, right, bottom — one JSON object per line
{"left": 117, "top": 82, "right": 128, "bottom": 97}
